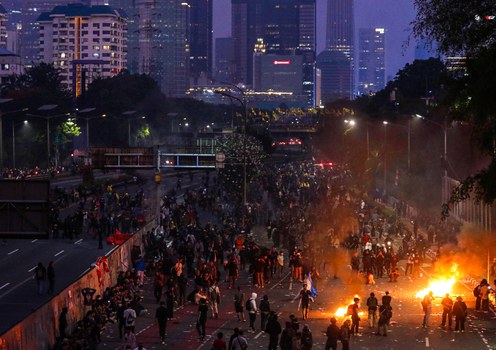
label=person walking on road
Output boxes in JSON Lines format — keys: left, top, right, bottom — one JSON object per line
{"left": 230, "top": 329, "right": 248, "bottom": 350}
{"left": 299, "top": 284, "right": 313, "bottom": 320}
{"left": 124, "top": 304, "right": 137, "bottom": 333}
{"left": 440, "top": 293, "right": 453, "bottom": 330}
{"left": 209, "top": 281, "right": 221, "bottom": 319}
{"left": 34, "top": 262, "right": 46, "bottom": 295}
{"left": 421, "top": 291, "right": 434, "bottom": 328}
{"left": 453, "top": 296, "right": 468, "bottom": 332}
{"left": 234, "top": 286, "right": 246, "bottom": 322}
{"left": 47, "top": 261, "right": 55, "bottom": 295}
{"left": 265, "top": 311, "right": 282, "bottom": 350}
{"left": 325, "top": 317, "right": 340, "bottom": 350}
{"left": 366, "top": 292, "right": 378, "bottom": 328}
{"left": 247, "top": 292, "right": 258, "bottom": 332}
{"left": 197, "top": 297, "right": 209, "bottom": 340}
{"left": 259, "top": 294, "right": 271, "bottom": 330}
{"left": 376, "top": 304, "right": 392, "bottom": 336}
{"left": 156, "top": 301, "right": 168, "bottom": 344}
{"left": 350, "top": 297, "right": 361, "bottom": 335}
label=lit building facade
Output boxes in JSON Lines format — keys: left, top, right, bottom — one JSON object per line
{"left": 108, "top": 0, "right": 190, "bottom": 97}
{"left": 188, "top": 0, "right": 212, "bottom": 86}
{"left": 214, "top": 37, "right": 233, "bottom": 83}
{"left": 232, "top": 0, "right": 315, "bottom": 106}
{"left": 38, "top": 3, "right": 127, "bottom": 95}
{"left": 325, "top": 0, "right": 354, "bottom": 99}
{"left": 317, "top": 49, "right": 352, "bottom": 103}
{"left": 358, "top": 27, "right": 385, "bottom": 95}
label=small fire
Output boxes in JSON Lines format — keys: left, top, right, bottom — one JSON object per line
{"left": 415, "top": 263, "right": 460, "bottom": 299}
{"left": 334, "top": 295, "right": 365, "bottom": 318}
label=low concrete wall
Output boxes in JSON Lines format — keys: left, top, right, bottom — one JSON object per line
{"left": 0, "top": 221, "right": 154, "bottom": 350}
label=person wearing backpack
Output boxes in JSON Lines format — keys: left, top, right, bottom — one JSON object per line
{"left": 123, "top": 304, "right": 137, "bottom": 332}
{"left": 246, "top": 292, "right": 258, "bottom": 332}
{"left": 209, "top": 281, "right": 221, "bottom": 319}
{"left": 474, "top": 283, "right": 482, "bottom": 311}
{"left": 366, "top": 292, "right": 378, "bottom": 328}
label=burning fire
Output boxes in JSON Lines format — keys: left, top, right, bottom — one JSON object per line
{"left": 415, "top": 263, "right": 460, "bottom": 299}
{"left": 334, "top": 295, "right": 365, "bottom": 318}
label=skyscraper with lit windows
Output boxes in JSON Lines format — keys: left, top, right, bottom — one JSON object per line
{"left": 358, "top": 27, "right": 385, "bottom": 95}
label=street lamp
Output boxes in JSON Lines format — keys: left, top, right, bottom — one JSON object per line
{"left": 12, "top": 120, "right": 28, "bottom": 168}
{"left": 74, "top": 107, "right": 97, "bottom": 150}
{"left": 122, "top": 110, "right": 137, "bottom": 146}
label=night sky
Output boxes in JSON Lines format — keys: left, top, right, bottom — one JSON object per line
{"left": 213, "top": 0, "right": 417, "bottom": 81}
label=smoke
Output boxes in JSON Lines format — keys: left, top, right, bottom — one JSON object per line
{"left": 434, "top": 223, "right": 495, "bottom": 281}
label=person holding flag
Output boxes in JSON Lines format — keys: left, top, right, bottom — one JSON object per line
{"left": 298, "top": 281, "right": 315, "bottom": 320}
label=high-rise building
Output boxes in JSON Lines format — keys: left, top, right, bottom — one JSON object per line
{"left": 189, "top": 0, "right": 212, "bottom": 86}
{"left": 358, "top": 27, "right": 385, "bottom": 95}
{"left": 108, "top": 0, "right": 190, "bottom": 97}
{"left": 317, "top": 49, "right": 352, "bottom": 104}
{"left": 0, "top": 5, "right": 7, "bottom": 48}
{"left": 38, "top": 3, "right": 127, "bottom": 95}
{"left": 214, "top": 37, "right": 232, "bottom": 83}
{"left": 325, "top": 0, "right": 354, "bottom": 99}
{"left": 231, "top": 0, "right": 316, "bottom": 106}
{"left": 20, "top": 0, "right": 91, "bottom": 66}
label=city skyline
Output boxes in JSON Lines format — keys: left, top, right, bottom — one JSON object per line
{"left": 214, "top": 0, "right": 417, "bottom": 82}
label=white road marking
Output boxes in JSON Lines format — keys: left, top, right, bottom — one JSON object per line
{"left": 7, "top": 249, "right": 19, "bottom": 255}
{"left": 254, "top": 331, "right": 263, "bottom": 339}
{"left": 74, "top": 239, "right": 83, "bottom": 244}
{"left": 425, "top": 337, "right": 429, "bottom": 347}
{"left": 54, "top": 250, "right": 65, "bottom": 257}
{"left": 0, "top": 283, "right": 10, "bottom": 290}
{"left": 79, "top": 267, "right": 91, "bottom": 277}
{"left": 31, "top": 239, "right": 38, "bottom": 243}
{"left": 28, "top": 266, "right": 37, "bottom": 272}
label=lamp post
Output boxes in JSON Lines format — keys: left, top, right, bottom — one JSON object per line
{"left": 122, "top": 110, "right": 137, "bottom": 146}
{"left": 12, "top": 120, "right": 28, "bottom": 168}
{"left": 74, "top": 107, "right": 97, "bottom": 150}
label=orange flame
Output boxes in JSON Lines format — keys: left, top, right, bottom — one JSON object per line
{"left": 333, "top": 295, "right": 365, "bottom": 318}
{"left": 415, "top": 263, "right": 460, "bottom": 299}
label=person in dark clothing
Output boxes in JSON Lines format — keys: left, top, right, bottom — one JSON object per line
{"left": 299, "top": 285, "right": 313, "bottom": 320}
{"left": 47, "top": 261, "right": 55, "bottom": 295}
{"left": 382, "top": 291, "right": 392, "bottom": 307}
{"left": 117, "top": 303, "right": 126, "bottom": 339}
{"left": 265, "top": 312, "right": 282, "bottom": 350}
{"left": 325, "top": 317, "right": 340, "bottom": 350}
{"left": 166, "top": 287, "right": 175, "bottom": 320}
{"left": 279, "top": 321, "right": 295, "bottom": 350}
{"left": 197, "top": 298, "right": 209, "bottom": 340}
{"left": 453, "top": 296, "right": 468, "bottom": 332}
{"left": 350, "top": 297, "right": 360, "bottom": 335}
{"left": 301, "top": 325, "right": 313, "bottom": 350}
{"left": 340, "top": 319, "right": 351, "bottom": 350}
{"left": 58, "top": 307, "right": 68, "bottom": 339}
{"left": 156, "top": 302, "right": 168, "bottom": 344}
{"left": 34, "top": 262, "right": 46, "bottom": 295}
{"left": 260, "top": 295, "right": 271, "bottom": 331}
{"left": 178, "top": 274, "right": 187, "bottom": 306}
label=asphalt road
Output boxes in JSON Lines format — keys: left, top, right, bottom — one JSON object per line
{"left": 0, "top": 170, "right": 205, "bottom": 335}
{"left": 98, "top": 225, "right": 496, "bottom": 350}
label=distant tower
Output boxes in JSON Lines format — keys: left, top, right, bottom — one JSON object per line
{"left": 189, "top": 0, "right": 212, "bottom": 86}
{"left": 109, "top": 0, "right": 190, "bottom": 96}
{"left": 358, "top": 27, "right": 385, "bottom": 95}
{"left": 325, "top": 0, "right": 354, "bottom": 99}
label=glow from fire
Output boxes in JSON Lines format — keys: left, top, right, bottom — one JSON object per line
{"left": 333, "top": 295, "right": 365, "bottom": 318}
{"left": 415, "top": 263, "right": 460, "bottom": 299}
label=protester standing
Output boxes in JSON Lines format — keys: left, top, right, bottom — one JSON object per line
{"left": 366, "top": 292, "right": 378, "bottom": 328}
{"left": 421, "top": 291, "right": 434, "bottom": 328}
{"left": 325, "top": 317, "right": 340, "bottom": 350}
{"left": 247, "top": 293, "right": 258, "bottom": 332}
{"left": 156, "top": 301, "right": 168, "bottom": 344}
{"left": 441, "top": 293, "right": 453, "bottom": 330}
{"left": 265, "top": 312, "right": 282, "bottom": 350}
{"left": 197, "top": 298, "right": 209, "bottom": 340}
{"left": 234, "top": 286, "right": 246, "bottom": 322}
{"left": 34, "top": 262, "right": 46, "bottom": 295}
{"left": 453, "top": 296, "right": 468, "bottom": 332}
{"left": 259, "top": 294, "right": 271, "bottom": 331}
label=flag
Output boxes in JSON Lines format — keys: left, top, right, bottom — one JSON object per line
{"left": 304, "top": 273, "right": 318, "bottom": 296}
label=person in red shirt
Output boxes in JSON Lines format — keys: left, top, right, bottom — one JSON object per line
{"left": 212, "top": 332, "right": 227, "bottom": 350}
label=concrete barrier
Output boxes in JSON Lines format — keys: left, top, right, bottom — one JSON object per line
{"left": 0, "top": 221, "right": 155, "bottom": 350}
